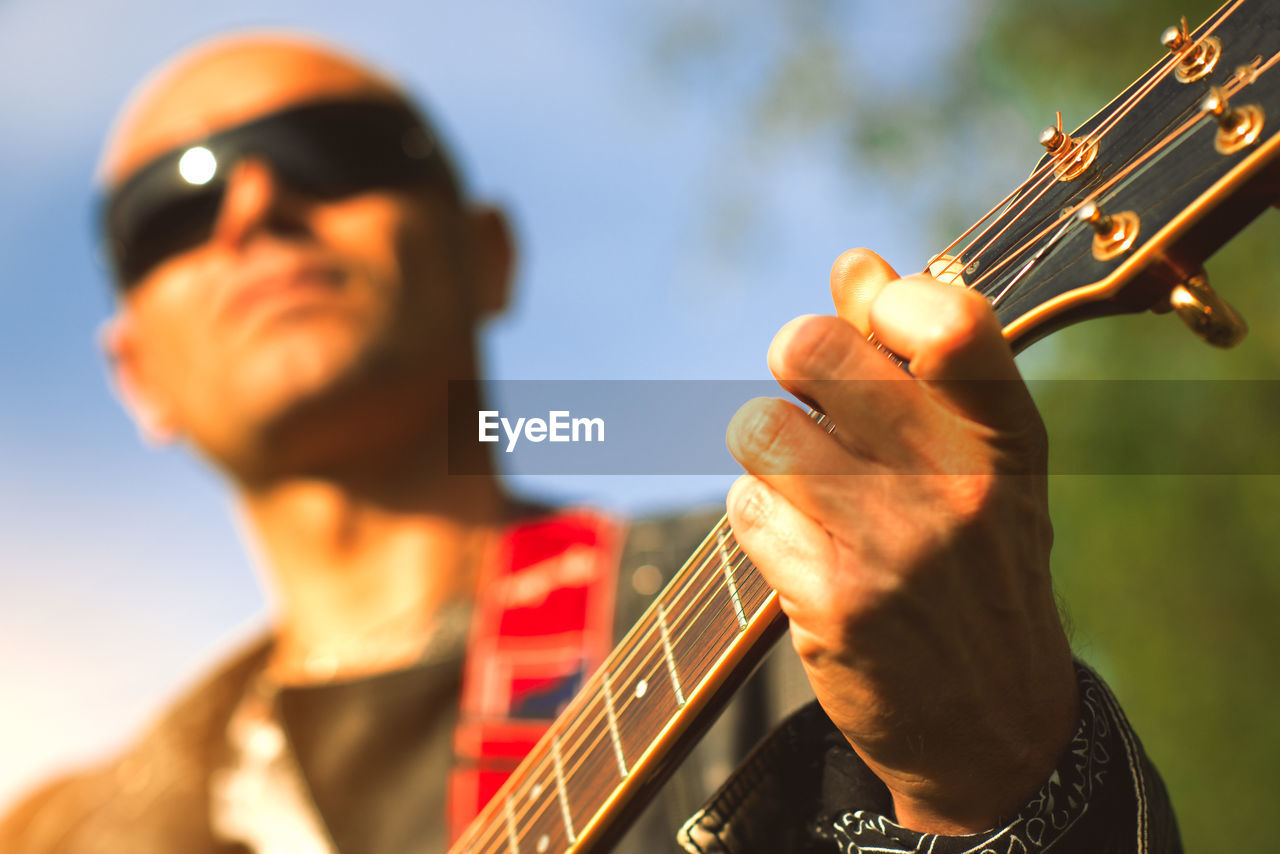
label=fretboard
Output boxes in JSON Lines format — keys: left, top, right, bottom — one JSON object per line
{"left": 450, "top": 515, "right": 785, "bottom": 854}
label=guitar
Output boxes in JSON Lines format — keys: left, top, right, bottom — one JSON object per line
{"left": 452, "top": 1, "right": 1280, "bottom": 851}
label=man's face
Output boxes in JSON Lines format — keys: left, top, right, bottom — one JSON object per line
{"left": 102, "top": 38, "right": 509, "bottom": 478}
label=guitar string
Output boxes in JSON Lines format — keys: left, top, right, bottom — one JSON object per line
{"left": 846, "top": 39, "right": 1196, "bottom": 395}
{"left": 455, "top": 533, "right": 742, "bottom": 852}
{"left": 944, "top": 0, "right": 1243, "bottom": 290}
{"left": 463, "top": 542, "right": 769, "bottom": 854}
{"left": 975, "top": 77, "right": 1269, "bottom": 307}
{"left": 469, "top": 540, "right": 768, "bottom": 853}
{"left": 474, "top": 539, "right": 774, "bottom": 854}
{"left": 972, "top": 105, "right": 1210, "bottom": 302}
{"left": 948, "top": 49, "right": 1186, "bottom": 294}
{"left": 458, "top": 524, "right": 761, "bottom": 852}
{"left": 958, "top": 4, "right": 1251, "bottom": 299}
{"left": 928, "top": 48, "right": 1178, "bottom": 280}
{"left": 500, "top": 557, "right": 775, "bottom": 854}
{"left": 458, "top": 7, "right": 1262, "bottom": 850}
{"left": 535, "top": 552, "right": 775, "bottom": 845}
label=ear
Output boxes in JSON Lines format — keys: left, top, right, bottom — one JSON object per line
{"left": 100, "top": 312, "right": 182, "bottom": 445}
{"left": 465, "top": 205, "right": 515, "bottom": 318}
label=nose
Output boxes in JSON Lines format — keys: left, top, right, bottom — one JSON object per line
{"left": 210, "top": 156, "right": 306, "bottom": 251}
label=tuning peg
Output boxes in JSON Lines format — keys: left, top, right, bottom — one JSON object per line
{"left": 1076, "top": 200, "right": 1140, "bottom": 260}
{"left": 1161, "top": 16, "right": 1221, "bottom": 82}
{"left": 1168, "top": 270, "right": 1248, "bottom": 348}
{"left": 1038, "top": 111, "right": 1096, "bottom": 181}
{"left": 1200, "top": 86, "right": 1266, "bottom": 154}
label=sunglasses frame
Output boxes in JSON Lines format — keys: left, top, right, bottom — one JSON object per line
{"left": 100, "top": 97, "right": 461, "bottom": 289}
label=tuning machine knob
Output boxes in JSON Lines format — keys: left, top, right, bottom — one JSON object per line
{"left": 1164, "top": 270, "right": 1248, "bottom": 348}
{"left": 1039, "top": 111, "right": 1097, "bottom": 181}
{"left": 1200, "top": 86, "right": 1265, "bottom": 154}
{"left": 1076, "top": 200, "right": 1140, "bottom": 260}
{"left": 1161, "top": 16, "right": 1221, "bottom": 82}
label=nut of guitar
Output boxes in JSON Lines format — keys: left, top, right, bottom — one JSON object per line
{"left": 926, "top": 253, "right": 968, "bottom": 286}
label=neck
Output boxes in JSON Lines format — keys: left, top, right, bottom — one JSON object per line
{"left": 238, "top": 433, "right": 508, "bottom": 683}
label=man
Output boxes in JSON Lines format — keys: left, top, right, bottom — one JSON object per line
{"left": 1, "top": 32, "right": 1179, "bottom": 853}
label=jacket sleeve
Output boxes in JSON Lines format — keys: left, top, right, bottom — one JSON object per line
{"left": 678, "top": 662, "right": 1183, "bottom": 854}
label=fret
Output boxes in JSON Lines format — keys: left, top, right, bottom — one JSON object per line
{"left": 456, "top": 520, "right": 787, "bottom": 854}
{"left": 550, "top": 735, "right": 576, "bottom": 843}
{"left": 656, "top": 602, "right": 686, "bottom": 706}
{"left": 538, "top": 687, "right": 633, "bottom": 844}
{"left": 660, "top": 552, "right": 759, "bottom": 692}
{"left": 555, "top": 714, "right": 623, "bottom": 835}
{"left": 601, "top": 670, "right": 629, "bottom": 777}
{"left": 716, "top": 528, "right": 748, "bottom": 630}
{"left": 610, "top": 644, "right": 680, "bottom": 767}
{"left": 727, "top": 553, "right": 772, "bottom": 621}
{"left": 514, "top": 758, "right": 567, "bottom": 854}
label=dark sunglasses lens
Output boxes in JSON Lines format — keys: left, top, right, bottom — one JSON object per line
{"left": 104, "top": 100, "right": 458, "bottom": 289}
{"left": 267, "top": 117, "right": 441, "bottom": 198}
{"left": 117, "top": 188, "right": 223, "bottom": 285}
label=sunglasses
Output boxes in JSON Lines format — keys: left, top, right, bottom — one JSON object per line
{"left": 101, "top": 97, "right": 461, "bottom": 288}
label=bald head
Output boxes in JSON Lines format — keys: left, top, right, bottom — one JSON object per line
{"left": 102, "top": 33, "right": 405, "bottom": 187}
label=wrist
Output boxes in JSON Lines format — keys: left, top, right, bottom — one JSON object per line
{"left": 882, "top": 657, "right": 1080, "bottom": 834}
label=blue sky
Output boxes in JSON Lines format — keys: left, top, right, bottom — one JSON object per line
{"left": 0, "top": 0, "right": 994, "bottom": 807}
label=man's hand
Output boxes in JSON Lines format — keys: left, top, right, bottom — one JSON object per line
{"left": 725, "top": 249, "right": 1078, "bottom": 835}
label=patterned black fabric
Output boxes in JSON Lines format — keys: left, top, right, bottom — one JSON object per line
{"left": 681, "top": 663, "right": 1184, "bottom": 854}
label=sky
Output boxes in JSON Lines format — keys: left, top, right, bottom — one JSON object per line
{"left": 0, "top": 0, "right": 1009, "bottom": 810}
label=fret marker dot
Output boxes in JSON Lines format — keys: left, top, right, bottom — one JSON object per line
{"left": 537, "top": 834, "right": 550, "bottom": 853}
{"left": 635, "top": 679, "right": 648, "bottom": 698}
{"left": 530, "top": 782, "right": 543, "bottom": 799}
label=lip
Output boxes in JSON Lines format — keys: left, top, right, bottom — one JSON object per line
{"left": 217, "top": 256, "right": 348, "bottom": 327}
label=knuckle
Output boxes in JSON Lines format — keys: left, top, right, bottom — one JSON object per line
{"left": 943, "top": 472, "right": 998, "bottom": 520}
{"left": 730, "top": 398, "right": 795, "bottom": 471}
{"left": 728, "top": 476, "right": 770, "bottom": 533}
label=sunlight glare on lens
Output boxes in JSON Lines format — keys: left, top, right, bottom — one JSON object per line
{"left": 178, "top": 146, "right": 217, "bottom": 185}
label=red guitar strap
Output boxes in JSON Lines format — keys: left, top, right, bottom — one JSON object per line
{"left": 447, "top": 509, "right": 623, "bottom": 843}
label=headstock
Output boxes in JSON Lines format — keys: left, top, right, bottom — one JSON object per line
{"left": 931, "top": 0, "right": 1280, "bottom": 354}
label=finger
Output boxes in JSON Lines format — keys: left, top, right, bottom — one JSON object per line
{"left": 868, "top": 276, "right": 1040, "bottom": 436}
{"left": 725, "top": 397, "right": 911, "bottom": 546}
{"left": 868, "top": 276, "right": 1015, "bottom": 382}
{"left": 726, "top": 395, "right": 865, "bottom": 475}
{"left": 725, "top": 474, "right": 838, "bottom": 616}
{"left": 764, "top": 315, "right": 943, "bottom": 466}
{"left": 830, "top": 248, "right": 900, "bottom": 335}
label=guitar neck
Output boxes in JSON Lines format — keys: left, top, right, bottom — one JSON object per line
{"left": 451, "top": 518, "right": 787, "bottom": 854}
